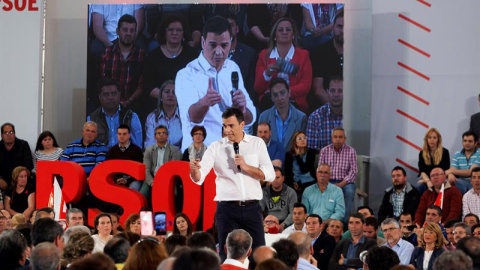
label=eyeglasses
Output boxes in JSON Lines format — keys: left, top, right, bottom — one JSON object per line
{"left": 296, "top": 136, "right": 307, "bottom": 141}
{"left": 155, "top": 132, "right": 168, "bottom": 135}
{"left": 100, "top": 91, "right": 119, "bottom": 97}
{"left": 473, "top": 232, "right": 480, "bottom": 236}
{"left": 382, "top": 227, "right": 399, "bottom": 233}
{"left": 317, "top": 170, "right": 330, "bottom": 174}
{"left": 2, "top": 131, "right": 14, "bottom": 135}
{"left": 264, "top": 220, "right": 278, "bottom": 225}
{"left": 430, "top": 173, "right": 445, "bottom": 178}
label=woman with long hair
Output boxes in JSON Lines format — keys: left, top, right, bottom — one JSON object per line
{"left": 409, "top": 222, "right": 446, "bottom": 270}
{"left": 91, "top": 213, "right": 113, "bottom": 253}
{"left": 144, "top": 80, "right": 182, "bottom": 149}
{"left": 124, "top": 213, "right": 141, "bottom": 235}
{"left": 4, "top": 166, "right": 35, "bottom": 219}
{"left": 254, "top": 17, "right": 312, "bottom": 112}
{"left": 284, "top": 131, "right": 317, "bottom": 201}
{"left": 172, "top": 212, "right": 193, "bottom": 237}
{"left": 417, "top": 128, "right": 450, "bottom": 191}
{"left": 123, "top": 237, "right": 168, "bottom": 270}
{"left": 33, "top": 131, "right": 63, "bottom": 173}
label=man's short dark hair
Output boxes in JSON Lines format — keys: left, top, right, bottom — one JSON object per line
{"left": 427, "top": 205, "right": 442, "bottom": 217}
{"left": 0, "top": 229, "right": 28, "bottom": 270}
{"left": 165, "top": 234, "right": 187, "bottom": 256}
{"left": 350, "top": 213, "right": 365, "bottom": 224}
{"left": 36, "top": 207, "right": 55, "bottom": 220}
{"left": 357, "top": 206, "right": 374, "bottom": 216}
{"left": 258, "top": 122, "right": 271, "bottom": 131}
{"left": 273, "top": 166, "right": 284, "bottom": 176}
{"left": 293, "top": 202, "right": 307, "bottom": 214}
{"left": 173, "top": 249, "right": 221, "bottom": 270}
{"left": 96, "top": 78, "right": 119, "bottom": 95}
{"left": 117, "top": 124, "right": 131, "bottom": 134}
{"left": 1, "top": 122, "right": 15, "bottom": 134}
{"left": 444, "top": 219, "right": 462, "bottom": 229}
{"left": 465, "top": 213, "right": 480, "bottom": 224}
{"left": 271, "top": 239, "right": 299, "bottom": 268}
{"left": 462, "top": 130, "right": 478, "bottom": 143}
{"left": 472, "top": 167, "right": 480, "bottom": 177}
{"left": 31, "top": 218, "right": 64, "bottom": 246}
{"left": 66, "top": 208, "right": 83, "bottom": 222}
{"left": 222, "top": 107, "right": 244, "bottom": 124}
{"left": 334, "top": 10, "right": 344, "bottom": 25}
{"left": 325, "top": 75, "right": 344, "bottom": 90}
{"left": 432, "top": 250, "right": 473, "bottom": 270}
{"left": 226, "top": 229, "right": 252, "bottom": 260}
{"left": 399, "top": 211, "right": 413, "bottom": 219}
{"left": 155, "top": 125, "right": 169, "bottom": 135}
{"left": 187, "top": 231, "right": 216, "bottom": 252}
{"left": 364, "top": 246, "right": 400, "bottom": 270}
{"left": 104, "top": 237, "right": 131, "bottom": 264}
{"left": 306, "top": 213, "right": 322, "bottom": 224}
{"left": 365, "top": 216, "right": 380, "bottom": 230}
{"left": 391, "top": 166, "right": 407, "bottom": 176}
{"left": 456, "top": 237, "right": 480, "bottom": 269}
{"left": 117, "top": 14, "right": 137, "bottom": 30}
{"left": 202, "top": 16, "right": 232, "bottom": 39}
{"left": 268, "top": 77, "right": 289, "bottom": 92}
{"left": 30, "top": 242, "right": 61, "bottom": 270}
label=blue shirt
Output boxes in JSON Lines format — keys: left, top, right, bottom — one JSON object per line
{"left": 383, "top": 238, "right": 415, "bottom": 265}
{"left": 344, "top": 235, "right": 366, "bottom": 266}
{"left": 451, "top": 148, "right": 480, "bottom": 181}
{"left": 60, "top": 138, "right": 107, "bottom": 175}
{"left": 275, "top": 107, "right": 292, "bottom": 145}
{"left": 302, "top": 182, "right": 345, "bottom": 220}
{"left": 266, "top": 139, "right": 285, "bottom": 164}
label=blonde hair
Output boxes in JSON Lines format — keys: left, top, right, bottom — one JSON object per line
{"left": 422, "top": 128, "right": 444, "bottom": 166}
{"left": 420, "top": 222, "right": 447, "bottom": 249}
{"left": 11, "top": 214, "right": 27, "bottom": 228}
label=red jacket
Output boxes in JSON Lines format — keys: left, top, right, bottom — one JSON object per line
{"left": 254, "top": 47, "right": 312, "bottom": 111}
{"left": 221, "top": 264, "right": 247, "bottom": 270}
{"left": 414, "top": 182, "right": 462, "bottom": 224}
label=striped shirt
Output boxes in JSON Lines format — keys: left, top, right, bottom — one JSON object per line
{"left": 33, "top": 148, "right": 63, "bottom": 173}
{"left": 307, "top": 103, "right": 343, "bottom": 150}
{"left": 392, "top": 186, "right": 406, "bottom": 217}
{"left": 319, "top": 144, "right": 358, "bottom": 183}
{"left": 451, "top": 148, "right": 480, "bottom": 181}
{"left": 60, "top": 138, "right": 107, "bottom": 175}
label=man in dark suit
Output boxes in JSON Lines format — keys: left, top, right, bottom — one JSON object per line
{"left": 305, "top": 214, "right": 335, "bottom": 270}
{"left": 329, "top": 213, "right": 377, "bottom": 270}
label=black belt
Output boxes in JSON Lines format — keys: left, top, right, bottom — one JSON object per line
{"left": 221, "top": 200, "right": 259, "bottom": 206}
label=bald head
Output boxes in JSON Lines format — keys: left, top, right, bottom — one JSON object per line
{"left": 253, "top": 246, "right": 277, "bottom": 264}
{"left": 288, "top": 232, "right": 312, "bottom": 258}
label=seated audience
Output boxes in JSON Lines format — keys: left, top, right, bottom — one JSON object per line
{"left": 66, "top": 208, "right": 85, "bottom": 227}
{"left": 92, "top": 213, "right": 113, "bottom": 253}
{"left": 380, "top": 218, "right": 414, "bottom": 265}
{"left": 221, "top": 229, "right": 252, "bottom": 270}
{"left": 63, "top": 225, "right": 91, "bottom": 244}
{"left": 33, "top": 131, "right": 63, "bottom": 173}
{"left": 165, "top": 234, "right": 187, "bottom": 256}
{"left": 288, "top": 231, "right": 318, "bottom": 270}
{"left": 254, "top": 258, "right": 288, "bottom": 270}
{"left": 252, "top": 246, "right": 277, "bottom": 265}
{"left": 104, "top": 237, "right": 131, "bottom": 269}
{"left": 34, "top": 207, "right": 55, "bottom": 221}
{"left": 11, "top": 213, "right": 27, "bottom": 228}
{"left": 61, "top": 231, "right": 94, "bottom": 267}
{"left": 4, "top": 166, "right": 35, "bottom": 219}
{"left": 282, "top": 202, "right": 308, "bottom": 234}
{"left": 444, "top": 219, "right": 460, "bottom": 249}
{"left": 453, "top": 222, "right": 471, "bottom": 245}
{"left": 124, "top": 237, "right": 168, "bottom": 270}
{"left": 68, "top": 252, "right": 116, "bottom": 270}
{"left": 464, "top": 213, "right": 479, "bottom": 228}
{"left": 256, "top": 122, "right": 285, "bottom": 167}
{"left": 124, "top": 213, "right": 141, "bottom": 235}
{"left": 432, "top": 250, "right": 473, "bottom": 270}
{"left": 305, "top": 214, "right": 335, "bottom": 270}
{"left": 456, "top": 237, "right": 480, "bottom": 269}
{"left": 326, "top": 218, "right": 344, "bottom": 243}
{"left": 462, "top": 167, "right": 480, "bottom": 219}
{"left": 173, "top": 212, "right": 193, "bottom": 237}
{"left": 362, "top": 246, "right": 400, "bottom": 270}
{"left": 409, "top": 222, "right": 446, "bottom": 270}
{"left": 363, "top": 216, "right": 387, "bottom": 246}
{"left": 30, "top": 242, "right": 61, "bottom": 270}
{"left": 172, "top": 248, "right": 220, "bottom": 270}
{"left": 263, "top": 215, "right": 280, "bottom": 234}
{"left": 32, "top": 217, "right": 65, "bottom": 253}
{"left": 271, "top": 239, "right": 299, "bottom": 269}
{"left": 110, "top": 213, "right": 122, "bottom": 234}
{"left": 0, "top": 229, "right": 29, "bottom": 270}
{"left": 182, "top": 125, "right": 208, "bottom": 162}
{"left": 187, "top": 231, "right": 216, "bottom": 252}
{"left": 471, "top": 224, "right": 480, "bottom": 238}
{"left": 260, "top": 166, "right": 296, "bottom": 231}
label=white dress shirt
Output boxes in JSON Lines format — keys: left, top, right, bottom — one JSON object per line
{"left": 176, "top": 53, "right": 257, "bottom": 151}
{"left": 192, "top": 134, "right": 275, "bottom": 201}
{"left": 282, "top": 223, "right": 307, "bottom": 235}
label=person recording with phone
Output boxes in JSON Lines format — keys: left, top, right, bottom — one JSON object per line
{"left": 190, "top": 107, "right": 275, "bottom": 262}
{"left": 176, "top": 16, "right": 256, "bottom": 151}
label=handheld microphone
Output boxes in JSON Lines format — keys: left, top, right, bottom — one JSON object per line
{"left": 231, "top": 71, "right": 239, "bottom": 102}
{"left": 233, "top": 142, "right": 241, "bottom": 172}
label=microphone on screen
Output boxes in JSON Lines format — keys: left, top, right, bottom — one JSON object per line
{"left": 231, "top": 71, "right": 239, "bottom": 102}
{"left": 233, "top": 142, "right": 241, "bottom": 172}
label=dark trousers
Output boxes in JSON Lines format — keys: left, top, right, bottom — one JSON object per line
{"left": 216, "top": 201, "right": 265, "bottom": 262}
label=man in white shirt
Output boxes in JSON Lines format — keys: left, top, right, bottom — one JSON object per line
{"left": 190, "top": 108, "right": 275, "bottom": 261}
{"left": 176, "top": 16, "right": 256, "bottom": 150}
{"left": 282, "top": 202, "right": 308, "bottom": 235}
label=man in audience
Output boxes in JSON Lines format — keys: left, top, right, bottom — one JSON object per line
{"left": 104, "top": 237, "right": 131, "bottom": 268}
{"left": 463, "top": 167, "right": 480, "bottom": 219}
{"left": 444, "top": 219, "right": 461, "bottom": 248}
{"left": 453, "top": 222, "right": 471, "bottom": 245}
{"left": 66, "top": 208, "right": 84, "bottom": 227}
{"left": 258, "top": 78, "right": 307, "bottom": 150}
{"left": 307, "top": 76, "right": 344, "bottom": 150}
{"left": 302, "top": 163, "right": 345, "bottom": 221}
{"left": 363, "top": 246, "right": 400, "bottom": 270}
{"left": 271, "top": 239, "right": 299, "bottom": 269}
{"left": 177, "top": 16, "right": 256, "bottom": 148}
{"left": 432, "top": 250, "right": 473, "bottom": 270}
{"left": 399, "top": 212, "right": 416, "bottom": 244}
{"left": 363, "top": 217, "right": 387, "bottom": 246}
{"left": 329, "top": 213, "right": 376, "bottom": 270}
{"left": 35, "top": 207, "right": 55, "bottom": 220}
{"left": 263, "top": 215, "right": 280, "bottom": 234}
{"left": 0, "top": 122, "right": 33, "bottom": 191}
{"left": 456, "top": 237, "right": 480, "bottom": 269}
{"left": 415, "top": 167, "right": 462, "bottom": 225}
{"left": 446, "top": 131, "right": 480, "bottom": 194}
{"left": 63, "top": 225, "right": 91, "bottom": 244}
{"left": 31, "top": 217, "right": 65, "bottom": 253}
{"left": 357, "top": 206, "right": 374, "bottom": 219}
{"left": 30, "top": 242, "right": 61, "bottom": 270}
{"left": 305, "top": 214, "right": 336, "bottom": 270}
{"left": 319, "top": 127, "right": 358, "bottom": 222}
{"left": 282, "top": 203, "right": 308, "bottom": 235}
{"left": 88, "top": 78, "right": 143, "bottom": 149}
{"left": 260, "top": 166, "right": 296, "bottom": 232}
{"left": 0, "top": 229, "right": 29, "bottom": 270}
{"left": 143, "top": 125, "right": 182, "bottom": 201}
{"left": 106, "top": 124, "right": 144, "bottom": 187}
{"left": 381, "top": 218, "right": 414, "bottom": 265}
{"left": 326, "top": 219, "right": 344, "bottom": 243}
{"left": 378, "top": 166, "right": 420, "bottom": 222}
{"left": 100, "top": 14, "right": 146, "bottom": 111}
{"left": 221, "top": 229, "right": 252, "bottom": 270}
{"left": 257, "top": 122, "right": 285, "bottom": 167}
{"left": 252, "top": 246, "right": 277, "bottom": 265}
{"left": 464, "top": 213, "right": 480, "bottom": 228}
{"left": 61, "top": 121, "right": 107, "bottom": 176}
{"left": 288, "top": 232, "right": 318, "bottom": 270}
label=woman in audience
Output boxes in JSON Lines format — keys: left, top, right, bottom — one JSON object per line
{"left": 284, "top": 131, "right": 317, "bottom": 201}
{"left": 254, "top": 17, "right": 312, "bottom": 112}
{"left": 123, "top": 237, "right": 168, "bottom": 270}
{"left": 33, "top": 131, "right": 63, "bottom": 173}
{"left": 109, "top": 213, "right": 122, "bottom": 234}
{"left": 10, "top": 213, "right": 26, "bottom": 228}
{"left": 62, "top": 231, "right": 94, "bottom": 267}
{"left": 4, "top": 166, "right": 35, "bottom": 219}
{"left": 409, "top": 222, "right": 446, "bottom": 270}
{"left": 417, "top": 128, "right": 450, "bottom": 192}
{"left": 182, "top": 125, "right": 207, "bottom": 161}
{"left": 173, "top": 212, "right": 193, "bottom": 237}
{"left": 125, "top": 213, "right": 141, "bottom": 235}
{"left": 91, "top": 213, "right": 113, "bottom": 253}
{"left": 144, "top": 80, "right": 182, "bottom": 149}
